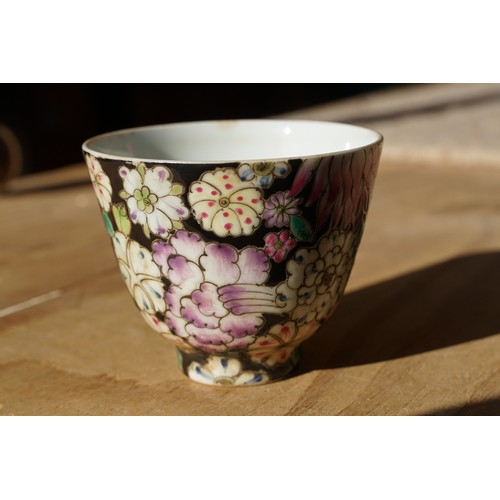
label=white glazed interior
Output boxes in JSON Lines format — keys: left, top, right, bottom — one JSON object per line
{"left": 82, "top": 119, "right": 382, "bottom": 163}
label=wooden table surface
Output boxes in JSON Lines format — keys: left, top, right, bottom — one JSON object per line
{"left": 2, "top": 84, "right": 500, "bottom": 415}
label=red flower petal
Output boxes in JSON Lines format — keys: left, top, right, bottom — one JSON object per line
{"left": 289, "top": 159, "right": 318, "bottom": 197}
{"left": 317, "top": 192, "right": 331, "bottom": 230}
{"left": 273, "top": 249, "right": 286, "bottom": 262}
{"left": 278, "top": 230, "right": 290, "bottom": 242}
{"left": 307, "top": 156, "right": 330, "bottom": 207}
{"left": 264, "top": 233, "right": 278, "bottom": 245}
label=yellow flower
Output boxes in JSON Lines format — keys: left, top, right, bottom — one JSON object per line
{"left": 188, "top": 168, "right": 264, "bottom": 237}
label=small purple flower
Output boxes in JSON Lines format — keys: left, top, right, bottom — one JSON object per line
{"left": 263, "top": 191, "right": 301, "bottom": 228}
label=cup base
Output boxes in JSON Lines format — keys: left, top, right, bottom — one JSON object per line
{"left": 177, "top": 347, "right": 301, "bottom": 387}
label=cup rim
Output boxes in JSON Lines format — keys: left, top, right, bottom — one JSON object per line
{"left": 82, "top": 119, "right": 384, "bottom": 164}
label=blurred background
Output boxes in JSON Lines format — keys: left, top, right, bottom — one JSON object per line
{"left": 0, "top": 84, "right": 400, "bottom": 180}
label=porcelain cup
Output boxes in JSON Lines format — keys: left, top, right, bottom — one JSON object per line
{"left": 82, "top": 119, "right": 383, "bottom": 386}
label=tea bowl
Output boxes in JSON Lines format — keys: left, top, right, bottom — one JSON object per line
{"left": 82, "top": 119, "right": 383, "bottom": 386}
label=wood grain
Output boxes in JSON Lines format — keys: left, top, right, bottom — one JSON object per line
{"left": 2, "top": 155, "right": 500, "bottom": 415}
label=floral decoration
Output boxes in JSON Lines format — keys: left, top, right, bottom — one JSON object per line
{"left": 289, "top": 146, "right": 380, "bottom": 231}
{"left": 86, "top": 155, "right": 112, "bottom": 212}
{"left": 248, "top": 320, "right": 317, "bottom": 367}
{"left": 188, "top": 168, "right": 264, "bottom": 237}
{"left": 119, "top": 163, "right": 189, "bottom": 238}
{"left": 111, "top": 203, "right": 132, "bottom": 237}
{"left": 101, "top": 211, "right": 114, "bottom": 237}
{"left": 85, "top": 144, "right": 379, "bottom": 385}
{"left": 263, "top": 230, "right": 296, "bottom": 263}
{"left": 262, "top": 190, "right": 301, "bottom": 228}
{"left": 238, "top": 160, "right": 290, "bottom": 188}
{"left": 187, "top": 356, "right": 269, "bottom": 386}
{"left": 140, "top": 311, "right": 194, "bottom": 350}
{"left": 152, "top": 230, "right": 282, "bottom": 353}
{"left": 276, "top": 230, "right": 356, "bottom": 325}
{"left": 112, "top": 231, "right": 166, "bottom": 315}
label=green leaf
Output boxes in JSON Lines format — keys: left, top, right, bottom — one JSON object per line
{"left": 170, "top": 183, "right": 183, "bottom": 196}
{"left": 290, "top": 215, "right": 314, "bottom": 242}
{"left": 101, "top": 211, "right": 114, "bottom": 237}
{"left": 112, "top": 203, "right": 131, "bottom": 237}
{"left": 142, "top": 223, "right": 151, "bottom": 239}
{"left": 119, "top": 189, "right": 130, "bottom": 200}
{"left": 137, "top": 162, "right": 147, "bottom": 179}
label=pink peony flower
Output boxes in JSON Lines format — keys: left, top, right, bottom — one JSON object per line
{"left": 289, "top": 145, "right": 381, "bottom": 231}
{"left": 152, "top": 230, "right": 277, "bottom": 353}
